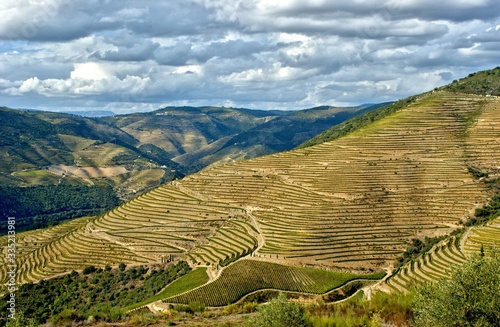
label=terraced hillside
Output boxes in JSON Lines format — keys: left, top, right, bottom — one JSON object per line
{"left": 464, "top": 217, "right": 500, "bottom": 255}
{"left": 383, "top": 235, "right": 467, "bottom": 293}
{"left": 1, "top": 104, "right": 373, "bottom": 233}
{"left": 2, "top": 90, "right": 500, "bottom": 299}
{"left": 174, "top": 91, "right": 497, "bottom": 271}
{"left": 382, "top": 214, "right": 500, "bottom": 294}
{"left": 0, "top": 217, "right": 149, "bottom": 287}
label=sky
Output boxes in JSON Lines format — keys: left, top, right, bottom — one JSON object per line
{"left": 0, "top": 0, "right": 499, "bottom": 114}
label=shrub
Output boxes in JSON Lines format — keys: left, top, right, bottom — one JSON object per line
{"left": 82, "top": 265, "right": 97, "bottom": 275}
{"left": 119, "top": 263, "right": 127, "bottom": 271}
{"left": 247, "top": 293, "right": 309, "bottom": 327}
{"left": 413, "top": 252, "right": 500, "bottom": 326}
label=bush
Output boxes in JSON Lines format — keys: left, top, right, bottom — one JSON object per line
{"left": 413, "top": 252, "right": 500, "bottom": 326}
{"left": 188, "top": 301, "right": 205, "bottom": 313}
{"left": 82, "top": 265, "right": 97, "bottom": 275}
{"left": 119, "top": 263, "right": 127, "bottom": 271}
{"left": 248, "top": 293, "right": 309, "bottom": 327}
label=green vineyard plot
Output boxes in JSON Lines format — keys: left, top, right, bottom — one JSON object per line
{"left": 165, "top": 259, "right": 385, "bottom": 306}
{"left": 125, "top": 267, "right": 209, "bottom": 311}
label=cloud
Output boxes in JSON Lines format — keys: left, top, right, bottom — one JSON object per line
{"left": 0, "top": 0, "right": 498, "bottom": 113}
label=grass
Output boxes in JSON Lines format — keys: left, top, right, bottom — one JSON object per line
{"left": 12, "top": 169, "right": 63, "bottom": 185}
{"left": 307, "top": 290, "right": 414, "bottom": 327}
{"left": 124, "top": 267, "right": 209, "bottom": 311}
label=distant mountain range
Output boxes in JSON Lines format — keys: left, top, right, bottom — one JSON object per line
{"left": 62, "top": 110, "right": 116, "bottom": 117}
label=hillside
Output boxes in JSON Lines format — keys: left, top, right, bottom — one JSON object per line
{"left": 0, "top": 108, "right": 179, "bottom": 233}
{"left": 298, "top": 67, "right": 500, "bottom": 149}
{"left": 444, "top": 66, "right": 500, "bottom": 96}
{"left": 105, "top": 105, "right": 375, "bottom": 172}
{"left": 0, "top": 105, "right": 369, "bottom": 233}
{"left": 3, "top": 79, "right": 500, "bottom": 303}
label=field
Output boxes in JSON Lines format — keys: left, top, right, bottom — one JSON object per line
{"left": 165, "top": 259, "right": 384, "bottom": 306}
{"left": 125, "top": 267, "right": 209, "bottom": 310}
{"left": 2, "top": 91, "right": 500, "bottom": 303}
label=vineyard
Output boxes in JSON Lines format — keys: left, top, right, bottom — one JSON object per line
{"left": 1, "top": 91, "right": 500, "bottom": 300}
{"left": 165, "top": 259, "right": 384, "bottom": 306}
{"left": 464, "top": 217, "right": 500, "bottom": 255}
{"left": 382, "top": 214, "right": 500, "bottom": 294}
{"left": 383, "top": 235, "right": 467, "bottom": 293}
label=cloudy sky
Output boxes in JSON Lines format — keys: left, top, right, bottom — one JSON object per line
{"left": 0, "top": 0, "right": 499, "bottom": 113}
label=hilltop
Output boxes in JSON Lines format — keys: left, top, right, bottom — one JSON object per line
{"left": 299, "top": 66, "right": 500, "bottom": 149}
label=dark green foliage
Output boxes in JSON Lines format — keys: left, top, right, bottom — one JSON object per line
{"left": 0, "top": 184, "right": 119, "bottom": 234}
{"left": 0, "top": 261, "right": 190, "bottom": 326}
{"left": 413, "top": 252, "right": 500, "bottom": 327}
{"left": 82, "top": 265, "right": 97, "bottom": 275}
{"left": 248, "top": 293, "right": 309, "bottom": 327}
{"left": 468, "top": 166, "right": 489, "bottom": 179}
{"left": 443, "top": 66, "right": 500, "bottom": 96}
{"left": 468, "top": 193, "right": 500, "bottom": 226}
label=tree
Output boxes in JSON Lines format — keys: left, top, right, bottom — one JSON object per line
{"left": 413, "top": 251, "right": 500, "bottom": 327}
{"left": 82, "top": 265, "right": 96, "bottom": 275}
{"left": 248, "top": 293, "right": 309, "bottom": 327}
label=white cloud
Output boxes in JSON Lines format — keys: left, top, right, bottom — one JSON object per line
{"left": 70, "top": 63, "right": 110, "bottom": 80}
{"left": 0, "top": 0, "right": 498, "bottom": 113}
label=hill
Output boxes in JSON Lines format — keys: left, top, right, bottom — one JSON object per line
{"left": 443, "top": 66, "right": 500, "bottom": 96}
{"left": 298, "top": 67, "right": 500, "bottom": 149}
{"left": 2, "top": 67, "right": 499, "bottom": 312}
{"left": 105, "top": 105, "right": 375, "bottom": 172}
{"left": 2, "top": 85, "right": 499, "bottom": 303}
{"left": 0, "top": 108, "right": 179, "bottom": 233}
{"left": 0, "top": 105, "right": 370, "bottom": 233}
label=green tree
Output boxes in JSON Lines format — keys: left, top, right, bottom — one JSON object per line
{"left": 413, "top": 251, "right": 500, "bottom": 327}
{"left": 248, "top": 293, "right": 309, "bottom": 327}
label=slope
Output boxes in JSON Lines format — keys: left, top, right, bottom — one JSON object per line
{"left": 0, "top": 108, "right": 178, "bottom": 233}
{"left": 198, "top": 104, "right": 386, "bottom": 169}
{"left": 3, "top": 89, "right": 500, "bottom": 295}
{"left": 106, "top": 105, "right": 376, "bottom": 172}
{"left": 1, "top": 104, "right": 374, "bottom": 233}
